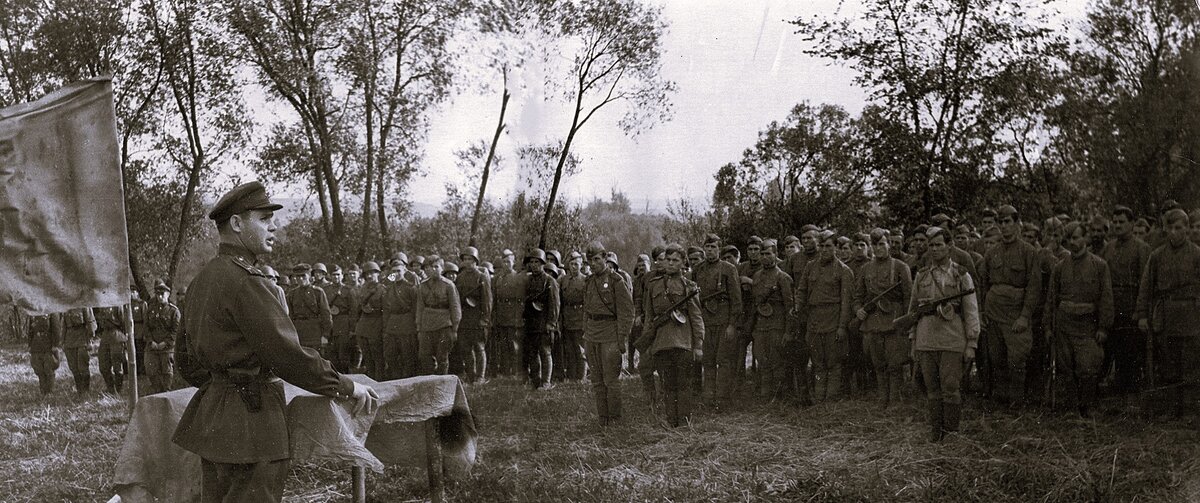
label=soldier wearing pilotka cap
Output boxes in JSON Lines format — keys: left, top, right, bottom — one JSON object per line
{"left": 584, "top": 243, "right": 634, "bottom": 425}
{"left": 173, "top": 181, "right": 377, "bottom": 503}
{"left": 692, "top": 233, "right": 743, "bottom": 408}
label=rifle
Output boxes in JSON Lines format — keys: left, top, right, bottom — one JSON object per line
{"left": 849, "top": 281, "right": 904, "bottom": 332}
{"left": 634, "top": 288, "right": 700, "bottom": 351}
{"left": 892, "top": 288, "right": 976, "bottom": 333}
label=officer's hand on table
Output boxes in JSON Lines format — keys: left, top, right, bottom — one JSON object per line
{"left": 349, "top": 381, "right": 379, "bottom": 416}
{"left": 1095, "top": 330, "right": 1107, "bottom": 344}
{"left": 1012, "top": 316, "right": 1029, "bottom": 333}
{"left": 963, "top": 347, "right": 975, "bottom": 363}
{"left": 1138, "top": 318, "right": 1149, "bottom": 333}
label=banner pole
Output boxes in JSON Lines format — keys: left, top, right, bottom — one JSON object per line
{"left": 124, "top": 303, "right": 138, "bottom": 414}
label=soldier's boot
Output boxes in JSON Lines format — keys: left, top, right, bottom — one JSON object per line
{"left": 714, "top": 366, "right": 733, "bottom": 410}
{"left": 828, "top": 364, "right": 845, "bottom": 401}
{"left": 795, "top": 369, "right": 813, "bottom": 407}
{"left": 595, "top": 393, "right": 610, "bottom": 426}
{"left": 1012, "top": 370, "right": 1029, "bottom": 408}
{"left": 642, "top": 376, "right": 658, "bottom": 414}
{"left": 38, "top": 373, "right": 54, "bottom": 395}
{"left": 877, "top": 373, "right": 890, "bottom": 409}
{"left": 1079, "top": 376, "right": 1097, "bottom": 418}
{"left": 702, "top": 366, "right": 717, "bottom": 405}
{"left": 889, "top": 374, "right": 905, "bottom": 407}
{"left": 812, "top": 371, "right": 826, "bottom": 402}
{"left": 114, "top": 372, "right": 124, "bottom": 394}
{"left": 928, "top": 399, "right": 945, "bottom": 442}
{"left": 943, "top": 401, "right": 962, "bottom": 436}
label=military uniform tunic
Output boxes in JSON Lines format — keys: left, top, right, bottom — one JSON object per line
{"left": 978, "top": 237, "right": 1042, "bottom": 401}
{"left": 1044, "top": 251, "right": 1113, "bottom": 389}
{"left": 1101, "top": 236, "right": 1151, "bottom": 391}
{"left": 643, "top": 273, "right": 704, "bottom": 426}
{"left": 382, "top": 276, "right": 419, "bottom": 378}
{"left": 287, "top": 285, "right": 332, "bottom": 349}
{"left": 1135, "top": 239, "right": 1200, "bottom": 385}
{"left": 416, "top": 275, "right": 462, "bottom": 375}
{"left": 691, "top": 258, "right": 742, "bottom": 401}
{"left": 27, "top": 313, "right": 62, "bottom": 393}
{"left": 584, "top": 268, "right": 634, "bottom": 422}
{"left": 796, "top": 257, "right": 852, "bottom": 400}
{"left": 352, "top": 279, "right": 387, "bottom": 377}
{"left": 750, "top": 263, "right": 793, "bottom": 399}
{"left": 62, "top": 307, "right": 95, "bottom": 391}
{"left": 326, "top": 282, "right": 357, "bottom": 372}
{"left": 173, "top": 243, "right": 353, "bottom": 464}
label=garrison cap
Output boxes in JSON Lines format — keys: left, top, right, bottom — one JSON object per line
{"left": 568, "top": 250, "right": 583, "bottom": 261}
{"left": 459, "top": 247, "right": 479, "bottom": 262}
{"left": 347, "top": 263, "right": 361, "bottom": 273}
{"left": 154, "top": 279, "right": 171, "bottom": 292}
{"left": 926, "top": 226, "right": 949, "bottom": 241}
{"left": 931, "top": 213, "right": 955, "bottom": 227}
{"left": 703, "top": 233, "right": 721, "bottom": 245}
{"left": 1112, "top": 205, "right": 1135, "bottom": 220}
{"left": 836, "top": 235, "right": 851, "bottom": 246}
{"left": 783, "top": 235, "right": 800, "bottom": 246}
{"left": 1164, "top": 208, "right": 1188, "bottom": 225}
{"left": 997, "top": 204, "right": 1019, "bottom": 220}
{"left": 208, "top": 181, "right": 283, "bottom": 223}
{"left": 392, "top": 252, "right": 410, "bottom": 265}
{"left": 980, "top": 207, "right": 998, "bottom": 219}
{"left": 547, "top": 249, "right": 562, "bottom": 265}
{"left": 586, "top": 243, "right": 607, "bottom": 259}
{"left": 501, "top": 248, "right": 514, "bottom": 258}
{"left": 817, "top": 230, "right": 837, "bottom": 243}
{"left": 800, "top": 224, "right": 820, "bottom": 234}
{"left": 1023, "top": 222, "right": 1041, "bottom": 233}
{"left": 760, "top": 238, "right": 778, "bottom": 250}
{"left": 912, "top": 224, "right": 930, "bottom": 236}
{"left": 443, "top": 262, "right": 459, "bottom": 274}
{"left": 1162, "top": 199, "right": 1182, "bottom": 214}
{"left": 1134, "top": 217, "right": 1150, "bottom": 229}
{"left": 329, "top": 264, "right": 342, "bottom": 273}
{"left": 525, "top": 248, "right": 547, "bottom": 265}
{"left": 605, "top": 251, "right": 620, "bottom": 266}
{"left": 869, "top": 228, "right": 890, "bottom": 243}
{"left": 638, "top": 253, "right": 652, "bottom": 265}
{"left": 292, "top": 263, "right": 312, "bottom": 275}
{"left": 425, "top": 254, "right": 443, "bottom": 268}
{"left": 1043, "top": 217, "right": 1063, "bottom": 231}
{"left": 747, "top": 235, "right": 763, "bottom": 246}
{"left": 687, "top": 245, "right": 704, "bottom": 256}
{"left": 1063, "top": 221, "right": 1085, "bottom": 238}
{"left": 853, "top": 232, "right": 870, "bottom": 244}
{"left": 664, "top": 243, "right": 686, "bottom": 256}
{"left": 481, "top": 261, "right": 495, "bottom": 274}
{"left": 277, "top": 274, "right": 291, "bottom": 286}
{"left": 312, "top": 263, "right": 328, "bottom": 274}
{"left": 720, "top": 244, "right": 739, "bottom": 257}
{"left": 362, "top": 261, "right": 381, "bottom": 273}
{"left": 651, "top": 245, "right": 666, "bottom": 259}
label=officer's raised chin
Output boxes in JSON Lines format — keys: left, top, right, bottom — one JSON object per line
{"left": 222, "top": 209, "right": 278, "bottom": 256}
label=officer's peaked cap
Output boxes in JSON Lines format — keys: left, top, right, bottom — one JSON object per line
{"left": 209, "top": 181, "right": 283, "bottom": 223}
{"left": 292, "top": 263, "right": 312, "bottom": 275}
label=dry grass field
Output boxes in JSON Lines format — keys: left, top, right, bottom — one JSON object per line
{"left": 2, "top": 339, "right": 1199, "bottom": 502}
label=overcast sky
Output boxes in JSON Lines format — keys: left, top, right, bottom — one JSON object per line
{"left": 254, "top": 0, "right": 1089, "bottom": 214}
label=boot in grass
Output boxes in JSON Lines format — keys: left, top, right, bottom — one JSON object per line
{"left": 928, "top": 399, "right": 944, "bottom": 442}
{"left": 944, "top": 402, "right": 961, "bottom": 436}
{"left": 877, "top": 374, "right": 890, "bottom": 409}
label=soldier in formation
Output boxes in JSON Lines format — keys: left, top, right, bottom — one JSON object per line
{"left": 145, "top": 279, "right": 181, "bottom": 394}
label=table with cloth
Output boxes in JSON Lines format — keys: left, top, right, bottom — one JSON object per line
{"left": 111, "top": 374, "right": 476, "bottom": 502}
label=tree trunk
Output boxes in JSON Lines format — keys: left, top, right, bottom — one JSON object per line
{"left": 169, "top": 156, "right": 202, "bottom": 282}
{"left": 539, "top": 118, "right": 581, "bottom": 249}
{"left": 471, "top": 76, "right": 510, "bottom": 247}
{"left": 376, "top": 155, "right": 388, "bottom": 251}
{"left": 359, "top": 65, "right": 375, "bottom": 261}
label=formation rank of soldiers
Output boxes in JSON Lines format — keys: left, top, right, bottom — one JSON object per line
{"left": 19, "top": 202, "right": 1200, "bottom": 441}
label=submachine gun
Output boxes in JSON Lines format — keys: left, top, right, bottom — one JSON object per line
{"left": 892, "top": 288, "right": 976, "bottom": 333}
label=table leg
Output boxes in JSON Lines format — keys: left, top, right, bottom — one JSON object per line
{"left": 425, "top": 419, "right": 444, "bottom": 503}
{"left": 351, "top": 465, "right": 366, "bottom": 503}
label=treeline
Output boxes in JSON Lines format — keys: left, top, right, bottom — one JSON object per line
{"left": 0, "top": 0, "right": 674, "bottom": 294}
{"left": 703, "top": 0, "right": 1200, "bottom": 245}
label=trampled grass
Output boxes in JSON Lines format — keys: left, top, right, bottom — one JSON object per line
{"left": 1, "top": 339, "right": 1198, "bottom": 502}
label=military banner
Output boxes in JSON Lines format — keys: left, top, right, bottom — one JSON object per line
{"left": 0, "top": 78, "right": 130, "bottom": 314}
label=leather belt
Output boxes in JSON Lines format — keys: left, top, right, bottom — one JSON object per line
{"left": 588, "top": 313, "right": 617, "bottom": 321}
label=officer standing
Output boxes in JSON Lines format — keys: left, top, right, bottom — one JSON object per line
{"left": 326, "top": 265, "right": 357, "bottom": 373}
{"left": 492, "top": 249, "right": 528, "bottom": 378}
{"left": 1136, "top": 208, "right": 1200, "bottom": 416}
{"left": 95, "top": 305, "right": 128, "bottom": 394}
{"left": 26, "top": 312, "right": 62, "bottom": 395}
{"left": 145, "top": 280, "right": 181, "bottom": 394}
{"left": 644, "top": 244, "right": 704, "bottom": 427}
{"left": 523, "top": 249, "right": 560, "bottom": 390}
{"left": 1045, "top": 222, "right": 1114, "bottom": 417}
{"left": 797, "top": 231, "right": 853, "bottom": 401}
{"left": 751, "top": 239, "right": 794, "bottom": 402}
{"left": 62, "top": 306, "right": 96, "bottom": 393}
{"left": 352, "top": 261, "right": 387, "bottom": 377}
{"left": 455, "top": 247, "right": 493, "bottom": 383}
{"left": 172, "top": 181, "right": 376, "bottom": 503}
{"left": 382, "top": 257, "right": 419, "bottom": 379}
{"left": 1100, "top": 207, "right": 1151, "bottom": 394}
{"left": 287, "top": 264, "right": 333, "bottom": 353}
{"left": 978, "top": 205, "right": 1042, "bottom": 407}
{"left": 416, "top": 256, "right": 462, "bottom": 375}
{"left": 131, "top": 287, "right": 148, "bottom": 376}
{"left": 584, "top": 244, "right": 634, "bottom": 424}
{"left": 854, "top": 229, "right": 913, "bottom": 408}
{"left": 910, "top": 227, "right": 980, "bottom": 442}
{"left": 560, "top": 251, "right": 589, "bottom": 382}
{"left": 692, "top": 233, "right": 743, "bottom": 407}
